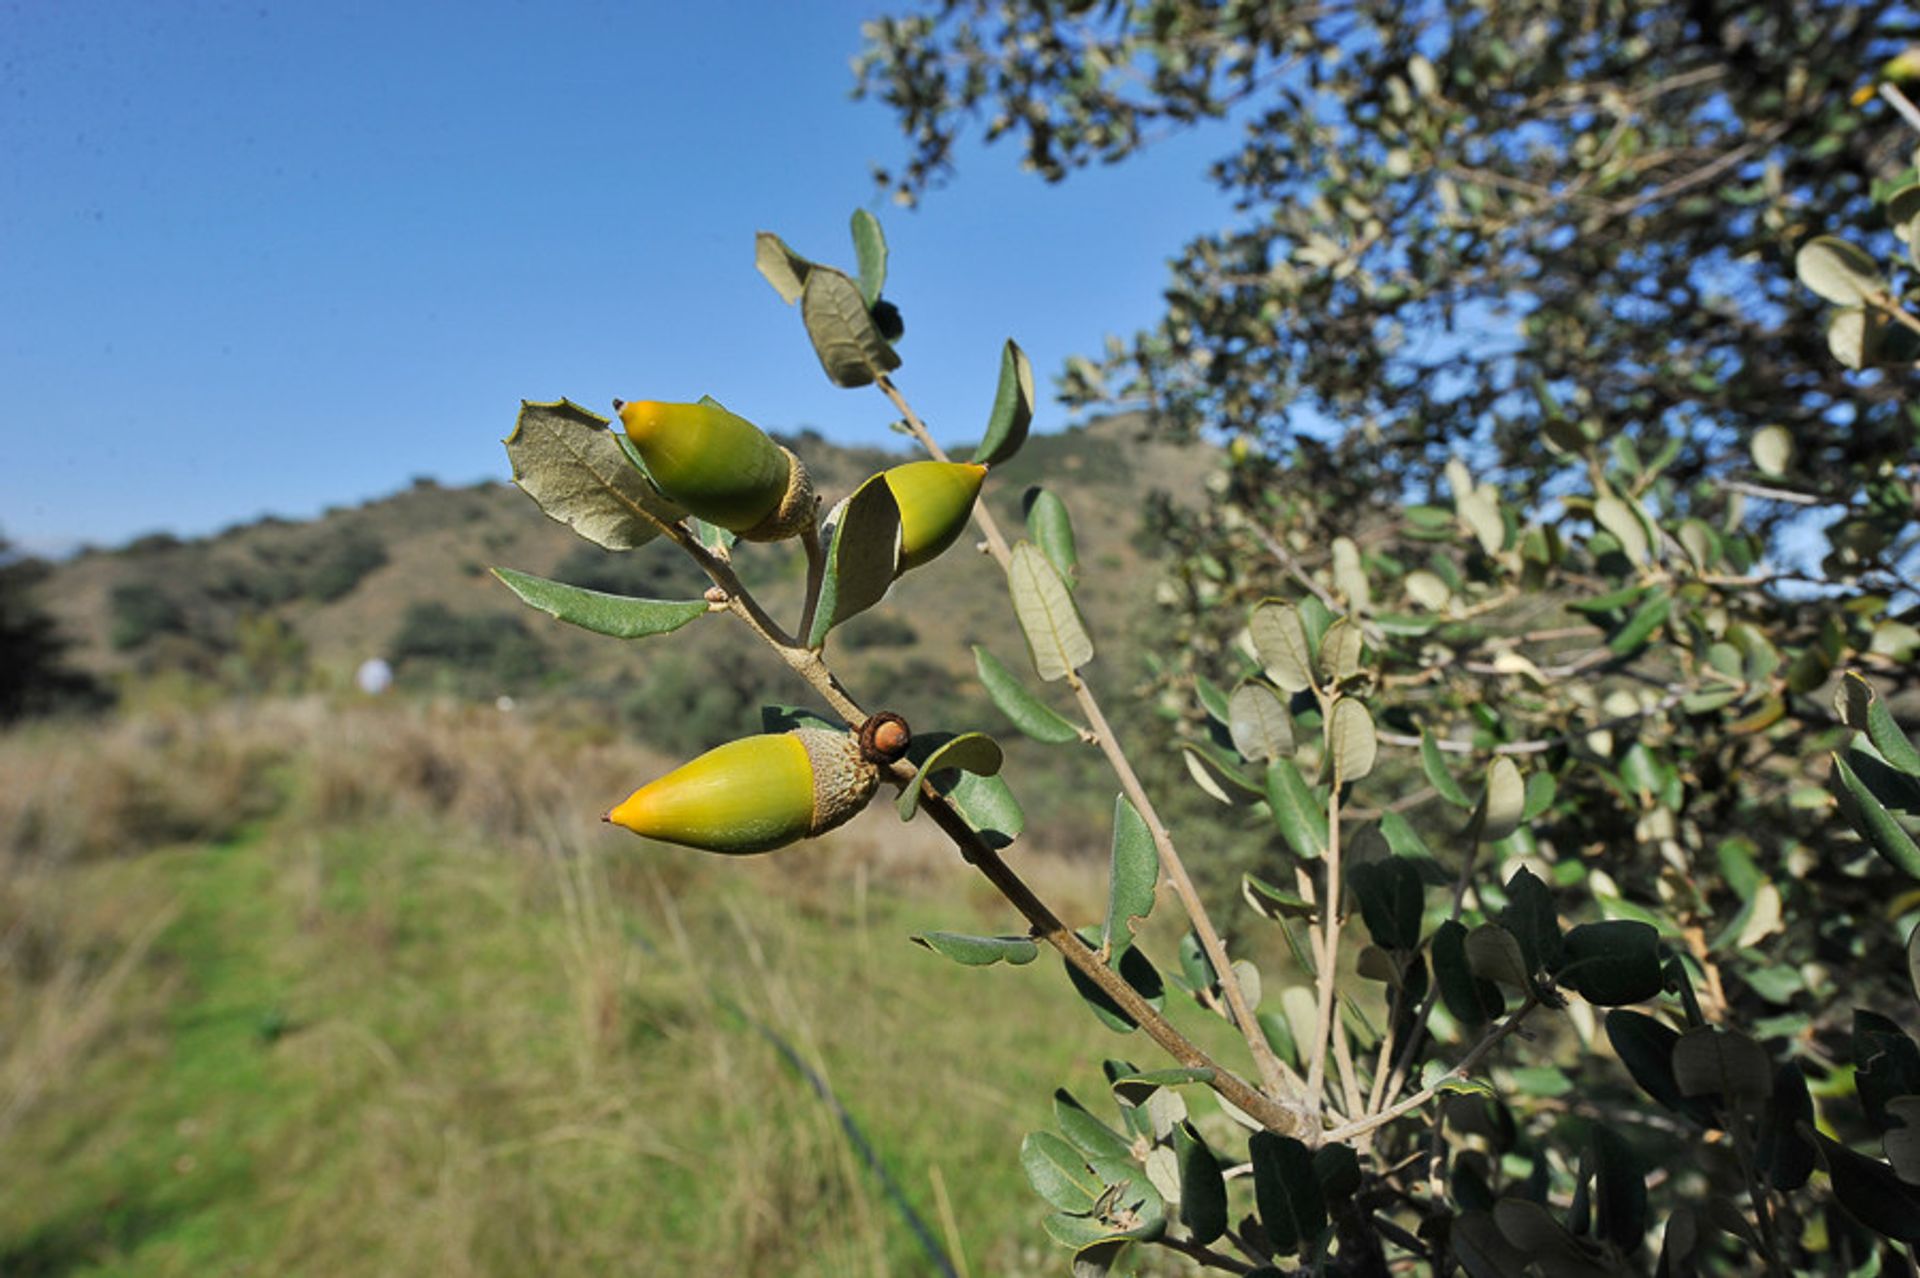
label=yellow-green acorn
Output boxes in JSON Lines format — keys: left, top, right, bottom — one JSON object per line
{"left": 882, "top": 460, "right": 987, "bottom": 571}
{"left": 616, "top": 399, "right": 815, "bottom": 541}
{"left": 605, "top": 715, "right": 910, "bottom": 855}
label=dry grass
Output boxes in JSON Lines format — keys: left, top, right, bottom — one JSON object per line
{"left": 0, "top": 695, "right": 1191, "bottom": 1276}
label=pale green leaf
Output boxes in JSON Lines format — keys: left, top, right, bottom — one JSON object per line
{"left": 1026, "top": 487, "right": 1079, "bottom": 587}
{"left": 1796, "top": 235, "right": 1885, "bottom": 305}
{"left": 1331, "top": 537, "right": 1371, "bottom": 612}
{"left": 504, "top": 399, "right": 685, "bottom": 549}
{"left": 1009, "top": 540, "right": 1093, "bottom": 681}
{"left": 490, "top": 568, "right": 706, "bottom": 640}
{"left": 913, "top": 931, "right": 1038, "bottom": 966}
{"left": 978, "top": 339, "right": 1035, "bottom": 465}
{"left": 850, "top": 208, "right": 887, "bottom": 306}
{"left": 1104, "top": 795, "right": 1157, "bottom": 960}
{"left": 974, "top": 645, "right": 1081, "bottom": 743}
{"left": 1250, "top": 600, "right": 1314, "bottom": 692}
{"left": 1328, "top": 698, "right": 1377, "bottom": 783}
{"left": 1594, "top": 494, "right": 1650, "bottom": 566}
{"left": 801, "top": 264, "right": 902, "bottom": 388}
{"left": 808, "top": 474, "right": 902, "bottom": 647}
{"left": 898, "top": 732, "right": 1004, "bottom": 820}
{"left": 1749, "top": 425, "right": 1793, "bottom": 477}
{"left": 753, "top": 230, "right": 813, "bottom": 304}
{"left": 1228, "top": 681, "right": 1294, "bottom": 761}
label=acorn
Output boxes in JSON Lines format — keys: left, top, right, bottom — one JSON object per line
{"left": 605, "top": 714, "right": 910, "bottom": 855}
{"left": 615, "top": 399, "right": 815, "bottom": 541}
{"left": 882, "top": 460, "right": 987, "bottom": 572}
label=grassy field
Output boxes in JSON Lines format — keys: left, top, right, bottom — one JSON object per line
{"left": 0, "top": 695, "right": 1247, "bottom": 1276}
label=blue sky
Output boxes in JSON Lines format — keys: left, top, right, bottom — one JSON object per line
{"left": 1, "top": 0, "right": 1243, "bottom": 554}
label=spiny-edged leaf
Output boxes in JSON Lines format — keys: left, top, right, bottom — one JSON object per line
{"left": 1831, "top": 751, "right": 1920, "bottom": 879}
{"left": 1327, "top": 697, "right": 1378, "bottom": 782}
{"left": 505, "top": 399, "right": 686, "bottom": 549}
{"left": 1817, "top": 1132, "right": 1920, "bottom": 1242}
{"left": 1172, "top": 1121, "right": 1228, "bottom": 1246}
{"left": 1423, "top": 728, "right": 1474, "bottom": 809}
{"left": 898, "top": 732, "right": 1005, "bottom": 820}
{"left": 1594, "top": 494, "right": 1650, "bottom": 567}
{"left": 1249, "top": 1131, "right": 1326, "bottom": 1255}
{"left": 1796, "top": 235, "right": 1887, "bottom": 305}
{"left": 754, "top": 230, "right": 814, "bottom": 303}
{"left": 974, "top": 645, "right": 1081, "bottom": 743}
{"left": 1265, "top": 758, "right": 1328, "bottom": 858}
{"left": 849, "top": 208, "right": 887, "bottom": 306}
{"left": 800, "top": 263, "right": 902, "bottom": 388}
{"left": 1010, "top": 540, "right": 1093, "bottom": 681}
{"left": 1836, "top": 672, "right": 1920, "bottom": 778}
{"left": 1434, "top": 920, "right": 1499, "bottom": 1028}
{"left": 1065, "top": 935, "right": 1165, "bottom": 1034}
{"left": 1054, "top": 1089, "right": 1135, "bottom": 1179}
{"left": 978, "top": 338, "right": 1035, "bottom": 465}
{"left": 1761, "top": 1063, "right": 1816, "bottom": 1191}
{"left": 1672, "top": 1026, "right": 1773, "bottom": 1104}
{"left": 1479, "top": 756, "right": 1527, "bottom": 843}
{"left": 1025, "top": 487, "right": 1079, "bottom": 587}
{"left": 1022, "top": 1130, "right": 1105, "bottom": 1213}
{"left": 1244, "top": 874, "right": 1316, "bottom": 922}
{"left": 1558, "top": 920, "right": 1663, "bottom": 1006}
{"left": 1592, "top": 1126, "right": 1648, "bottom": 1253}
{"left": 490, "top": 568, "right": 707, "bottom": 640}
{"left": 1110, "top": 1067, "right": 1215, "bottom": 1104}
{"left": 809, "top": 474, "right": 901, "bottom": 647}
{"left": 1104, "top": 795, "right": 1157, "bottom": 960}
{"left": 1228, "top": 681, "right": 1294, "bottom": 761}
{"left": 912, "top": 931, "right": 1038, "bottom": 966}
{"left": 1250, "top": 600, "right": 1315, "bottom": 692}
{"left": 1348, "top": 856, "right": 1425, "bottom": 950}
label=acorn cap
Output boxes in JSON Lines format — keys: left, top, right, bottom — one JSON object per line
{"left": 737, "top": 445, "right": 817, "bottom": 543}
{"left": 883, "top": 460, "right": 987, "bottom": 571}
{"left": 618, "top": 399, "right": 803, "bottom": 536}
{"left": 605, "top": 729, "right": 878, "bottom": 855}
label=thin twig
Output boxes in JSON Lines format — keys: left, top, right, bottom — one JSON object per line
{"left": 1305, "top": 772, "right": 1346, "bottom": 1120}
{"left": 876, "top": 372, "right": 1301, "bottom": 1107}
{"left": 1324, "top": 995, "right": 1540, "bottom": 1143}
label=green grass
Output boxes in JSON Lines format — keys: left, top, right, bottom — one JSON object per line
{"left": 0, "top": 791, "right": 1216, "bottom": 1277}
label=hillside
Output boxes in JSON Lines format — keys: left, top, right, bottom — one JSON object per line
{"left": 39, "top": 414, "right": 1216, "bottom": 762}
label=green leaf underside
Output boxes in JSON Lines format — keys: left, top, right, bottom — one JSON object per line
{"left": 809, "top": 475, "right": 902, "bottom": 648}
{"left": 1104, "top": 795, "right": 1157, "bottom": 960}
{"left": 505, "top": 399, "right": 686, "bottom": 550}
{"left": 1422, "top": 728, "right": 1473, "bottom": 808}
{"left": 975, "top": 645, "right": 1081, "bottom": 742}
{"left": 1022, "top": 1130, "right": 1105, "bottom": 1213}
{"left": 801, "top": 264, "right": 902, "bottom": 388}
{"left": 1010, "top": 540, "right": 1093, "bottom": 681}
{"left": 1837, "top": 672, "right": 1920, "bottom": 777}
{"left": 850, "top": 208, "right": 887, "bottom": 306}
{"left": 912, "top": 931, "right": 1038, "bottom": 966}
{"left": 1026, "top": 487, "right": 1079, "bottom": 586}
{"left": 490, "top": 568, "right": 706, "bottom": 640}
{"left": 1831, "top": 752, "right": 1920, "bottom": 879}
{"left": 753, "top": 230, "right": 813, "bottom": 303}
{"left": 1251, "top": 601, "right": 1314, "bottom": 692}
{"left": 1266, "top": 758, "right": 1329, "bottom": 858}
{"left": 978, "top": 339, "right": 1035, "bottom": 466}
{"left": 1109, "top": 1067, "right": 1214, "bottom": 1103}
{"left": 898, "top": 732, "right": 1005, "bottom": 820}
